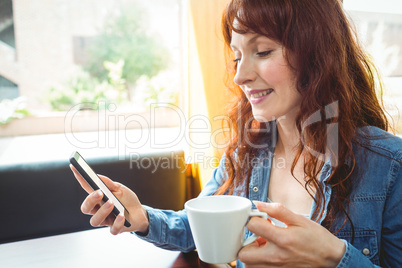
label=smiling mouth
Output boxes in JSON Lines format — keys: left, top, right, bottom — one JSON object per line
{"left": 249, "top": 88, "right": 273, "bottom": 99}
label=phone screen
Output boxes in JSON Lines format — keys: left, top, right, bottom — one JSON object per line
{"left": 70, "top": 151, "right": 131, "bottom": 227}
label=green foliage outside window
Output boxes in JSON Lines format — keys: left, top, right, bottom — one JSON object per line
{"left": 85, "top": 4, "right": 169, "bottom": 87}
{"left": 0, "top": 97, "right": 30, "bottom": 125}
{"left": 45, "top": 61, "right": 127, "bottom": 111}
{"left": 45, "top": 2, "right": 171, "bottom": 111}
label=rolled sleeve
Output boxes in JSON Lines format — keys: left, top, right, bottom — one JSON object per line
{"left": 133, "top": 206, "right": 195, "bottom": 252}
{"left": 336, "top": 240, "right": 379, "bottom": 268}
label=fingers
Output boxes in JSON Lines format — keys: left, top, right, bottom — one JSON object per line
{"left": 70, "top": 165, "right": 119, "bottom": 194}
{"left": 238, "top": 239, "right": 271, "bottom": 265}
{"left": 98, "top": 175, "right": 121, "bottom": 192}
{"left": 110, "top": 214, "right": 126, "bottom": 235}
{"left": 247, "top": 216, "right": 282, "bottom": 246}
{"left": 89, "top": 199, "right": 115, "bottom": 227}
{"left": 70, "top": 165, "right": 93, "bottom": 194}
{"left": 72, "top": 166, "right": 128, "bottom": 234}
{"left": 80, "top": 190, "right": 127, "bottom": 234}
{"left": 254, "top": 201, "right": 303, "bottom": 226}
{"left": 81, "top": 190, "right": 104, "bottom": 215}
{"left": 247, "top": 202, "right": 306, "bottom": 244}
{"left": 81, "top": 191, "right": 115, "bottom": 227}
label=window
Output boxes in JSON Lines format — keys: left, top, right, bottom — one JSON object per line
{"left": 0, "top": 0, "right": 18, "bottom": 102}
{"left": 0, "top": 0, "right": 185, "bottom": 136}
{"left": 344, "top": 0, "right": 402, "bottom": 134}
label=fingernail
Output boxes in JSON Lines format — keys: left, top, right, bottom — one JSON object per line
{"left": 105, "top": 200, "right": 113, "bottom": 209}
{"left": 95, "top": 190, "right": 102, "bottom": 198}
{"left": 254, "top": 201, "right": 267, "bottom": 208}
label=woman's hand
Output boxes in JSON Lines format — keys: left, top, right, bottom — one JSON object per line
{"left": 70, "top": 165, "right": 149, "bottom": 235}
{"left": 238, "top": 201, "right": 345, "bottom": 267}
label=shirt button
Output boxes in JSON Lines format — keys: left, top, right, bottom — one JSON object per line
{"left": 253, "top": 187, "right": 259, "bottom": 192}
{"left": 362, "top": 248, "right": 370, "bottom": 256}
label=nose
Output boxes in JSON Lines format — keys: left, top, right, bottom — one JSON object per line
{"left": 233, "top": 57, "right": 256, "bottom": 86}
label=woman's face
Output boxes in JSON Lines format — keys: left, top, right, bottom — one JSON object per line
{"left": 230, "top": 31, "right": 301, "bottom": 123}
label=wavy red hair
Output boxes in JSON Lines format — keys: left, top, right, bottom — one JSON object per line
{"left": 216, "top": 0, "right": 389, "bottom": 232}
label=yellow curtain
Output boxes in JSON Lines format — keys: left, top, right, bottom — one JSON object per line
{"left": 186, "top": 0, "right": 230, "bottom": 195}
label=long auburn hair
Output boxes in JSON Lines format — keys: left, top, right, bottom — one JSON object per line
{"left": 216, "top": 0, "right": 389, "bottom": 232}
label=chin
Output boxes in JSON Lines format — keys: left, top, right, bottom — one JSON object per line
{"left": 251, "top": 112, "right": 275, "bottom": 122}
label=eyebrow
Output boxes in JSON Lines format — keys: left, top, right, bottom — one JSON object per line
{"left": 230, "top": 34, "right": 267, "bottom": 50}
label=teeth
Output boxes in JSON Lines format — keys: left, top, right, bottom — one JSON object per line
{"left": 251, "top": 89, "right": 273, "bottom": 98}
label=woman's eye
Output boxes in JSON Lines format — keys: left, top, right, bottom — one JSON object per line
{"left": 257, "top": 50, "right": 272, "bottom": 57}
{"left": 233, "top": 58, "right": 241, "bottom": 63}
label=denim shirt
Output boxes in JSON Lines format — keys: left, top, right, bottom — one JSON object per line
{"left": 135, "top": 126, "right": 402, "bottom": 267}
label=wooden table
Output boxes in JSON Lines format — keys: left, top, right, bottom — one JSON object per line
{"left": 0, "top": 228, "right": 232, "bottom": 268}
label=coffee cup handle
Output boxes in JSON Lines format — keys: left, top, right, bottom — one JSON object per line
{"left": 242, "top": 209, "right": 268, "bottom": 246}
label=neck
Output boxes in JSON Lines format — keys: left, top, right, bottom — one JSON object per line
{"left": 275, "top": 115, "right": 300, "bottom": 159}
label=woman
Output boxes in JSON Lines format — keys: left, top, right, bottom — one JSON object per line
{"left": 71, "top": 0, "right": 402, "bottom": 266}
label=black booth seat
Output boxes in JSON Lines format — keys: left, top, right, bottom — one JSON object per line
{"left": 0, "top": 150, "right": 187, "bottom": 244}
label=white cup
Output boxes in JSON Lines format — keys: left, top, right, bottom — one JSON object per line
{"left": 185, "top": 195, "right": 268, "bottom": 264}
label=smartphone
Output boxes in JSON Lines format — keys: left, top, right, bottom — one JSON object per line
{"left": 69, "top": 151, "right": 131, "bottom": 228}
